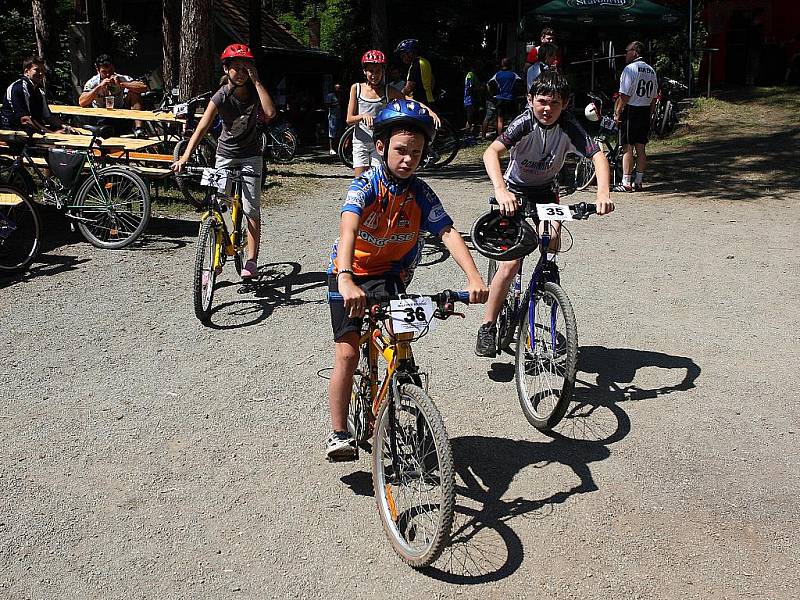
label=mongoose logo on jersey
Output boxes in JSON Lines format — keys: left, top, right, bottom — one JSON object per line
{"left": 358, "top": 231, "right": 415, "bottom": 247}
{"left": 363, "top": 211, "right": 379, "bottom": 229}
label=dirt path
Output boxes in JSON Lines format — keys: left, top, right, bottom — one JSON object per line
{"left": 2, "top": 95, "right": 799, "bottom": 598}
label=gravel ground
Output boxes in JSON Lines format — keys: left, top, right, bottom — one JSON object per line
{"left": 2, "top": 136, "right": 799, "bottom": 599}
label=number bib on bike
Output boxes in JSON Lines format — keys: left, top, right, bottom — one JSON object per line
{"left": 536, "top": 203, "right": 573, "bottom": 221}
{"left": 390, "top": 296, "right": 436, "bottom": 334}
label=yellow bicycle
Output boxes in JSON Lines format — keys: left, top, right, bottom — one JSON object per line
{"left": 183, "top": 166, "right": 254, "bottom": 322}
{"left": 328, "top": 289, "right": 470, "bottom": 568}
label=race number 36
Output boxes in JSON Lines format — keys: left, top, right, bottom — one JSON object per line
{"left": 389, "top": 297, "right": 436, "bottom": 334}
{"left": 536, "top": 203, "right": 573, "bottom": 222}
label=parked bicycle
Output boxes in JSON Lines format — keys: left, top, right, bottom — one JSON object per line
{"left": 0, "top": 185, "right": 41, "bottom": 273}
{"left": 171, "top": 92, "right": 219, "bottom": 208}
{"left": 182, "top": 166, "right": 254, "bottom": 322}
{"left": 259, "top": 111, "right": 299, "bottom": 165}
{"left": 650, "top": 77, "right": 688, "bottom": 138}
{"left": 472, "top": 198, "right": 597, "bottom": 431}
{"left": 0, "top": 126, "right": 151, "bottom": 248}
{"left": 573, "top": 92, "right": 625, "bottom": 191}
{"left": 328, "top": 289, "right": 471, "bottom": 568}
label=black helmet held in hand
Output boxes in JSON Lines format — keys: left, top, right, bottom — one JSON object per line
{"left": 471, "top": 210, "right": 538, "bottom": 261}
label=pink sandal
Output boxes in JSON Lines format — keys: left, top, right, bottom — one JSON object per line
{"left": 240, "top": 259, "right": 259, "bottom": 279}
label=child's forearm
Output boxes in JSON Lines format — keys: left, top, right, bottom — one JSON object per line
{"left": 255, "top": 82, "right": 276, "bottom": 121}
{"left": 482, "top": 143, "right": 508, "bottom": 193}
{"left": 440, "top": 226, "right": 483, "bottom": 283}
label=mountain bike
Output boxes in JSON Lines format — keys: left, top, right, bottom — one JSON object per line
{"left": 574, "top": 92, "right": 625, "bottom": 191}
{"left": 183, "top": 166, "right": 254, "bottom": 322}
{"left": 0, "top": 126, "right": 151, "bottom": 248}
{"left": 328, "top": 289, "right": 471, "bottom": 568}
{"left": 259, "top": 112, "right": 298, "bottom": 165}
{"left": 479, "top": 198, "right": 597, "bottom": 431}
{"left": 170, "top": 92, "right": 219, "bottom": 207}
{"left": 0, "top": 185, "right": 41, "bottom": 273}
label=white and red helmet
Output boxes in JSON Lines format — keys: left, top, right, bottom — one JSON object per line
{"left": 361, "top": 49, "right": 386, "bottom": 65}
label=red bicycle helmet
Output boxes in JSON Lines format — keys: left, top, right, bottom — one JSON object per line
{"left": 220, "top": 44, "right": 254, "bottom": 63}
{"left": 361, "top": 50, "right": 386, "bottom": 65}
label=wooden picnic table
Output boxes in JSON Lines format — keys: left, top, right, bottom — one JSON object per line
{"left": 48, "top": 104, "right": 180, "bottom": 123}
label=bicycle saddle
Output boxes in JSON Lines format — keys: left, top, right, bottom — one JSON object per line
{"left": 85, "top": 125, "right": 113, "bottom": 139}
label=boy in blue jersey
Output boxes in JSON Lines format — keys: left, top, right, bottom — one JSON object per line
{"left": 487, "top": 58, "right": 523, "bottom": 137}
{"left": 325, "top": 99, "right": 489, "bottom": 460}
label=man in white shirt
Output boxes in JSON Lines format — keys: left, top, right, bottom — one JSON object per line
{"left": 614, "top": 41, "right": 658, "bottom": 192}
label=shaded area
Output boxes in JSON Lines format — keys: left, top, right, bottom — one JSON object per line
{"left": 649, "top": 128, "right": 800, "bottom": 201}
{"left": 425, "top": 435, "right": 610, "bottom": 583}
{"left": 202, "top": 261, "right": 326, "bottom": 329}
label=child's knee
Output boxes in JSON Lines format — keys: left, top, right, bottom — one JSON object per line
{"left": 334, "top": 334, "right": 360, "bottom": 368}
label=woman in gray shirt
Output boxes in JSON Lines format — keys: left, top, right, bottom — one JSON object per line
{"left": 172, "top": 43, "right": 276, "bottom": 279}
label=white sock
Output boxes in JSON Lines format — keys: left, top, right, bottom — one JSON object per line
{"left": 635, "top": 172, "right": 644, "bottom": 184}
{"left": 622, "top": 174, "right": 632, "bottom": 186}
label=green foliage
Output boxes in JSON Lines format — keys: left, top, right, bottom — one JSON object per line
{"left": 651, "top": 1, "right": 707, "bottom": 83}
{"left": 0, "top": 8, "right": 38, "bottom": 91}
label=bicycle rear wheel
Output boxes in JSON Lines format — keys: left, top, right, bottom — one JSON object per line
{"left": 515, "top": 281, "right": 578, "bottom": 431}
{"left": 74, "top": 167, "right": 151, "bottom": 249}
{"left": 425, "top": 121, "right": 460, "bottom": 169}
{"left": 338, "top": 124, "right": 355, "bottom": 169}
{"left": 0, "top": 186, "right": 41, "bottom": 273}
{"left": 193, "top": 218, "right": 220, "bottom": 322}
{"left": 268, "top": 126, "right": 298, "bottom": 163}
{"left": 372, "top": 383, "right": 454, "bottom": 568}
{"left": 487, "top": 259, "right": 518, "bottom": 352}
{"left": 573, "top": 156, "right": 596, "bottom": 191}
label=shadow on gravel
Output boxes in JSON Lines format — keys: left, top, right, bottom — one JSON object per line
{"left": 269, "top": 169, "right": 352, "bottom": 180}
{"left": 551, "top": 345, "right": 701, "bottom": 444}
{"left": 133, "top": 215, "right": 197, "bottom": 252}
{"left": 426, "top": 161, "right": 487, "bottom": 185}
{"left": 202, "top": 261, "right": 327, "bottom": 329}
{"left": 423, "top": 435, "right": 609, "bottom": 583}
{"left": 648, "top": 128, "right": 800, "bottom": 200}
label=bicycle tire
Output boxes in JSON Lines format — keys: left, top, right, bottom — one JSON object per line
{"left": 0, "top": 161, "right": 37, "bottom": 198}
{"left": 173, "top": 137, "right": 216, "bottom": 208}
{"left": 659, "top": 100, "right": 674, "bottom": 138}
{"left": 425, "top": 120, "right": 460, "bottom": 169}
{"left": 372, "top": 383, "right": 455, "bottom": 568}
{"left": 74, "top": 167, "right": 151, "bottom": 249}
{"left": 0, "top": 186, "right": 41, "bottom": 273}
{"left": 487, "top": 259, "right": 517, "bottom": 352}
{"left": 193, "top": 218, "right": 219, "bottom": 322}
{"left": 515, "top": 281, "right": 578, "bottom": 431}
{"left": 347, "top": 347, "right": 372, "bottom": 445}
{"left": 573, "top": 156, "right": 596, "bottom": 191}
{"left": 268, "top": 126, "right": 297, "bottom": 164}
{"left": 338, "top": 124, "right": 355, "bottom": 169}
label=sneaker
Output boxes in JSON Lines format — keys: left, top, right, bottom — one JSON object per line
{"left": 612, "top": 183, "right": 633, "bottom": 193}
{"left": 240, "top": 259, "right": 258, "bottom": 279}
{"left": 326, "top": 430, "right": 357, "bottom": 461}
{"left": 475, "top": 322, "right": 497, "bottom": 357}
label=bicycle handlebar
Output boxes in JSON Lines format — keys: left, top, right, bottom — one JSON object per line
{"left": 327, "top": 290, "right": 470, "bottom": 307}
{"left": 488, "top": 197, "right": 596, "bottom": 219}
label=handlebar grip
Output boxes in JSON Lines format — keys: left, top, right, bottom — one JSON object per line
{"left": 455, "top": 291, "right": 470, "bottom": 304}
{"left": 327, "top": 292, "right": 343, "bottom": 303}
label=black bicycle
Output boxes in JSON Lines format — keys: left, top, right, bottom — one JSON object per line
{"left": 573, "top": 92, "right": 625, "bottom": 191}
{"left": 0, "top": 185, "right": 41, "bottom": 273}
{"left": 475, "top": 197, "right": 596, "bottom": 431}
{"left": 0, "top": 127, "right": 151, "bottom": 249}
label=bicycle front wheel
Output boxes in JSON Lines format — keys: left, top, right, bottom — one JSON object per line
{"left": 0, "top": 186, "right": 41, "bottom": 273}
{"left": 269, "top": 127, "right": 298, "bottom": 163}
{"left": 372, "top": 383, "right": 455, "bottom": 568}
{"left": 426, "top": 120, "right": 461, "bottom": 169}
{"left": 515, "top": 281, "right": 578, "bottom": 431}
{"left": 74, "top": 167, "right": 151, "bottom": 249}
{"left": 193, "top": 218, "right": 220, "bottom": 322}
{"left": 337, "top": 124, "right": 355, "bottom": 169}
{"left": 173, "top": 137, "right": 216, "bottom": 208}
{"left": 574, "top": 156, "right": 596, "bottom": 191}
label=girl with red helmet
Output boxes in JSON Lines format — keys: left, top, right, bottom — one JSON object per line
{"left": 345, "top": 49, "right": 440, "bottom": 176}
{"left": 172, "top": 43, "right": 276, "bottom": 279}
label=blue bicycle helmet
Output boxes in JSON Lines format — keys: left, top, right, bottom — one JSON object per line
{"left": 373, "top": 99, "right": 436, "bottom": 143}
{"left": 395, "top": 38, "right": 419, "bottom": 54}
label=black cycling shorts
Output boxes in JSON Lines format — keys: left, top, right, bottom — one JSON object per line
{"left": 620, "top": 105, "right": 651, "bottom": 146}
{"left": 494, "top": 98, "right": 517, "bottom": 121}
{"left": 328, "top": 273, "right": 405, "bottom": 341}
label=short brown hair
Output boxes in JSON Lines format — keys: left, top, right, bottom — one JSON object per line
{"left": 22, "top": 56, "right": 45, "bottom": 71}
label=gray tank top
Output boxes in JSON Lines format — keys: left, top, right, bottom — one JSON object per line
{"left": 356, "top": 83, "right": 388, "bottom": 137}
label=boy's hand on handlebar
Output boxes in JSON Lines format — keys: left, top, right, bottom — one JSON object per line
{"left": 496, "top": 188, "right": 519, "bottom": 216}
{"left": 339, "top": 276, "right": 366, "bottom": 318}
{"left": 595, "top": 194, "right": 614, "bottom": 215}
{"left": 466, "top": 277, "right": 490, "bottom": 304}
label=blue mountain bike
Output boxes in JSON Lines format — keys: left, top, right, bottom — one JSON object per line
{"left": 482, "top": 197, "right": 597, "bottom": 430}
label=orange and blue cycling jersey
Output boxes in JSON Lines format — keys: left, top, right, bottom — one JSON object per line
{"left": 328, "top": 165, "right": 454, "bottom": 281}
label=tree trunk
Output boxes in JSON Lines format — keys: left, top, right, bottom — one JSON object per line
{"left": 249, "top": 0, "right": 263, "bottom": 64}
{"left": 31, "top": 0, "right": 59, "bottom": 66}
{"left": 370, "top": 0, "right": 388, "bottom": 52}
{"left": 163, "top": 0, "right": 182, "bottom": 91}
{"left": 179, "top": 0, "right": 214, "bottom": 100}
